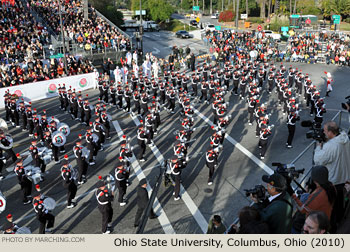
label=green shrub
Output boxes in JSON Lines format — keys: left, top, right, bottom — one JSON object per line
{"left": 159, "top": 19, "right": 197, "bottom": 32}
{"left": 247, "top": 17, "right": 264, "bottom": 24}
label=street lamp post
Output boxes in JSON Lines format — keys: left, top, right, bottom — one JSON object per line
{"left": 58, "top": 1, "right": 68, "bottom": 74}
{"left": 139, "top": 0, "right": 143, "bottom": 57}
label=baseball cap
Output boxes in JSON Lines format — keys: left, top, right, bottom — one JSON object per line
{"left": 139, "top": 178, "right": 147, "bottom": 186}
{"left": 262, "top": 173, "right": 287, "bottom": 190}
{"left": 96, "top": 180, "right": 105, "bottom": 188}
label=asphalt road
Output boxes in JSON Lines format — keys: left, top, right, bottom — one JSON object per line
{"left": 1, "top": 42, "right": 350, "bottom": 234}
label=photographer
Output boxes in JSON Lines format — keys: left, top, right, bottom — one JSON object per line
{"left": 290, "top": 166, "right": 336, "bottom": 233}
{"left": 227, "top": 206, "right": 269, "bottom": 234}
{"left": 314, "top": 121, "right": 350, "bottom": 231}
{"left": 251, "top": 174, "right": 293, "bottom": 233}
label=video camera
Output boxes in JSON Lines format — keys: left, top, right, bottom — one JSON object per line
{"left": 341, "top": 95, "right": 350, "bottom": 112}
{"left": 301, "top": 120, "right": 326, "bottom": 142}
{"left": 244, "top": 185, "right": 267, "bottom": 202}
{"left": 272, "top": 162, "right": 305, "bottom": 181}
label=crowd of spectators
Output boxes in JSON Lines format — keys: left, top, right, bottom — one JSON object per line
{"left": 0, "top": 0, "right": 133, "bottom": 88}
{"left": 202, "top": 30, "right": 283, "bottom": 64}
{"left": 0, "top": 0, "right": 49, "bottom": 64}
{"left": 31, "top": 0, "right": 131, "bottom": 52}
{"left": 285, "top": 31, "right": 350, "bottom": 65}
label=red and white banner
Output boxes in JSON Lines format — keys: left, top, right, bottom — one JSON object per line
{"left": 0, "top": 73, "right": 96, "bottom": 109}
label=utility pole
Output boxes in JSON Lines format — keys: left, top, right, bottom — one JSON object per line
{"left": 83, "top": 0, "right": 88, "bottom": 21}
{"left": 139, "top": 0, "right": 143, "bottom": 56}
{"left": 58, "top": 1, "right": 68, "bottom": 74}
{"left": 210, "top": 0, "right": 212, "bottom": 14}
{"left": 235, "top": 0, "right": 240, "bottom": 29}
{"left": 222, "top": 0, "right": 224, "bottom": 12}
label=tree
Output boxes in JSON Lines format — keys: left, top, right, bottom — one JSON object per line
{"left": 259, "top": 0, "right": 266, "bottom": 18}
{"left": 319, "top": 0, "right": 350, "bottom": 16}
{"left": 147, "top": 0, "right": 174, "bottom": 22}
{"left": 296, "top": 0, "right": 321, "bottom": 15}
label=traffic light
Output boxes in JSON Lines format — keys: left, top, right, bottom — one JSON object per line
{"left": 139, "top": 26, "right": 144, "bottom": 35}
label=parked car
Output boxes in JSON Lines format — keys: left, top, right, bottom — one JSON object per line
{"left": 211, "top": 13, "right": 219, "bottom": 19}
{"left": 263, "top": 30, "right": 281, "bottom": 41}
{"left": 205, "top": 24, "right": 216, "bottom": 32}
{"left": 190, "top": 20, "right": 198, "bottom": 27}
{"left": 175, "top": 30, "right": 191, "bottom": 39}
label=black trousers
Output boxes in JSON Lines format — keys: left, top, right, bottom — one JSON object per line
{"left": 22, "top": 115, "right": 27, "bottom": 130}
{"left": 138, "top": 141, "right": 146, "bottom": 159}
{"left": 28, "top": 121, "right": 34, "bottom": 135}
{"left": 117, "top": 96, "right": 123, "bottom": 108}
{"left": 287, "top": 124, "right": 296, "bottom": 146}
{"left": 173, "top": 173, "right": 181, "bottom": 198}
{"left": 37, "top": 213, "right": 55, "bottom": 234}
{"left": 259, "top": 139, "right": 268, "bottom": 157}
{"left": 111, "top": 94, "right": 116, "bottom": 105}
{"left": 80, "top": 109, "right": 85, "bottom": 122}
{"left": 200, "top": 90, "right": 207, "bottom": 101}
{"left": 34, "top": 157, "right": 46, "bottom": 173}
{"left": 208, "top": 164, "right": 215, "bottom": 183}
{"left": 20, "top": 178, "right": 32, "bottom": 202}
{"left": 6, "top": 148, "right": 17, "bottom": 162}
{"left": 64, "top": 181, "right": 77, "bottom": 206}
{"left": 116, "top": 182, "right": 127, "bottom": 203}
{"left": 133, "top": 102, "right": 141, "bottom": 114}
{"left": 124, "top": 98, "right": 131, "bottom": 112}
{"left": 98, "top": 205, "right": 113, "bottom": 233}
{"left": 52, "top": 146, "right": 59, "bottom": 162}
{"left": 134, "top": 207, "right": 156, "bottom": 226}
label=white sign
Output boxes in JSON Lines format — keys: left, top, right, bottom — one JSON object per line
{"left": 241, "top": 14, "right": 248, "bottom": 19}
{"left": 0, "top": 73, "right": 96, "bottom": 109}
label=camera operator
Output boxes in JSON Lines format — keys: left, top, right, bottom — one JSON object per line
{"left": 290, "top": 166, "right": 336, "bottom": 233}
{"left": 314, "top": 121, "right": 350, "bottom": 231}
{"left": 227, "top": 206, "right": 269, "bottom": 234}
{"left": 250, "top": 173, "right": 293, "bottom": 234}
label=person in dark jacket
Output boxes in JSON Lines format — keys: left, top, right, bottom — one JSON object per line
{"left": 206, "top": 215, "right": 226, "bottom": 234}
{"left": 134, "top": 178, "right": 158, "bottom": 227}
{"left": 251, "top": 173, "right": 293, "bottom": 233}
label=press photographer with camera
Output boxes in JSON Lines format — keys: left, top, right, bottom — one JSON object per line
{"left": 313, "top": 121, "right": 350, "bottom": 231}
{"left": 290, "top": 166, "right": 336, "bottom": 233}
{"left": 250, "top": 173, "right": 293, "bottom": 234}
{"left": 226, "top": 206, "right": 270, "bottom": 234}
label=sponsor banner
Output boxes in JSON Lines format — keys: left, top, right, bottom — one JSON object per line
{"left": 0, "top": 73, "right": 96, "bottom": 109}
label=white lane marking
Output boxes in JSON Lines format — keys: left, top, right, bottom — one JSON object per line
{"left": 193, "top": 108, "right": 274, "bottom": 175}
{"left": 152, "top": 47, "right": 160, "bottom": 55}
{"left": 112, "top": 120, "right": 176, "bottom": 234}
{"left": 130, "top": 116, "right": 208, "bottom": 233}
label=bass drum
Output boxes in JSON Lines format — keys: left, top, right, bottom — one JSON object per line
{"left": 43, "top": 197, "right": 56, "bottom": 211}
{"left": 91, "top": 133, "right": 99, "bottom": 143}
{"left": 57, "top": 122, "right": 70, "bottom": 136}
{"left": 82, "top": 147, "right": 90, "bottom": 159}
{"left": 52, "top": 131, "right": 67, "bottom": 147}
{"left": 0, "top": 118, "right": 8, "bottom": 132}
{"left": 16, "top": 227, "right": 32, "bottom": 234}
{"left": 48, "top": 116, "right": 60, "bottom": 126}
